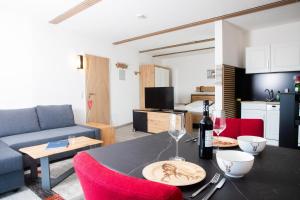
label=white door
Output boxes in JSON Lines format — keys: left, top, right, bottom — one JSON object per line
{"left": 266, "top": 105, "right": 280, "bottom": 141}
{"left": 155, "top": 67, "right": 170, "bottom": 87}
{"left": 271, "top": 44, "right": 300, "bottom": 72}
{"left": 246, "top": 46, "right": 270, "bottom": 74}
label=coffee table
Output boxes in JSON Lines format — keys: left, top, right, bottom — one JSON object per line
{"left": 19, "top": 136, "right": 102, "bottom": 191}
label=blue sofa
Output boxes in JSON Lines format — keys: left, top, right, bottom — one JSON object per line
{"left": 0, "top": 105, "right": 100, "bottom": 194}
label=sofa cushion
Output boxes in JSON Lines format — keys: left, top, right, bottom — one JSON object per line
{"left": 0, "top": 108, "right": 40, "bottom": 137}
{"left": 0, "top": 141, "right": 23, "bottom": 174}
{"left": 36, "top": 105, "right": 75, "bottom": 130}
{"left": 0, "top": 126, "right": 97, "bottom": 150}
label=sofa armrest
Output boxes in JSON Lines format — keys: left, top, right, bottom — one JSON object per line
{"left": 77, "top": 124, "right": 101, "bottom": 140}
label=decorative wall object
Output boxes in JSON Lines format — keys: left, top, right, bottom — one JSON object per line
{"left": 207, "top": 69, "right": 215, "bottom": 79}
{"left": 116, "top": 62, "right": 128, "bottom": 69}
{"left": 116, "top": 62, "right": 128, "bottom": 80}
{"left": 119, "top": 69, "right": 126, "bottom": 81}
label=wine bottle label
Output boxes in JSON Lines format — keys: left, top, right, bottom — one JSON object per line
{"left": 205, "top": 130, "right": 213, "bottom": 147}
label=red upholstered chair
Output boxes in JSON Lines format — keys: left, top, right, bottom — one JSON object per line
{"left": 215, "top": 118, "right": 264, "bottom": 139}
{"left": 219, "top": 118, "right": 241, "bottom": 139}
{"left": 239, "top": 119, "right": 264, "bottom": 137}
{"left": 73, "top": 152, "right": 183, "bottom": 200}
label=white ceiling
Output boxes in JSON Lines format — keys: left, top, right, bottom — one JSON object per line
{"left": 1, "top": 0, "right": 300, "bottom": 58}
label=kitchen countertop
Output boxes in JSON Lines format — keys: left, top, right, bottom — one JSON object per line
{"left": 241, "top": 101, "right": 280, "bottom": 105}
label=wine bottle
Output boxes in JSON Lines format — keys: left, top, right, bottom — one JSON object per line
{"left": 198, "top": 100, "right": 213, "bottom": 159}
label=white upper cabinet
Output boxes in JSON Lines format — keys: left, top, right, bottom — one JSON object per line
{"left": 271, "top": 44, "right": 300, "bottom": 72}
{"left": 246, "top": 46, "right": 270, "bottom": 74}
{"left": 246, "top": 43, "right": 300, "bottom": 74}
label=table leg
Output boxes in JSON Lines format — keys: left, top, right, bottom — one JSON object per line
{"left": 40, "top": 157, "right": 51, "bottom": 191}
{"left": 40, "top": 157, "right": 74, "bottom": 191}
{"left": 23, "top": 154, "right": 38, "bottom": 180}
{"left": 30, "top": 161, "right": 38, "bottom": 180}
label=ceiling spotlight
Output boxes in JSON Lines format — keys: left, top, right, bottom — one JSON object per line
{"left": 136, "top": 14, "right": 147, "bottom": 19}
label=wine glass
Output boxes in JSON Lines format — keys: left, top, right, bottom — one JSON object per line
{"left": 211, "top": 110, "right": 226, "bottom": 152}
{"left": 168, "top": 113, "right": 186, "bottom": 161}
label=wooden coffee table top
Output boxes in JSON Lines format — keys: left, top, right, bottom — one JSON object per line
{"left": 19, "top": 136, "right": 102, "bottom": 159}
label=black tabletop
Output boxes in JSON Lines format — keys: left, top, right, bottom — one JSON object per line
{"left": 87, "top": 133, "right": 300, "bottom": 200}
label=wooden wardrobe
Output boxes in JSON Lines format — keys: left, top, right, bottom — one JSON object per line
{"left": 85, "top": 54, "right": 111, "bottom": 124}
{"left": 139, "top": 64, "right": 171, "bottom": 109}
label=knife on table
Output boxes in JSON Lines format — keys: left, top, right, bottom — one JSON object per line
{"left": 184, "top": 136, "right": 198, "bottom": 143}
{"left": 201, "top": 178, "right": 226, "bottom": 200}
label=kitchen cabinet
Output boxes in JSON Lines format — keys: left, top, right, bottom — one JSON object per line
{"left": 242, "top": 102, "right": 300, "bottom": 147}
{"left": 271, "top": 44, "right": 300, "bottom": 72}
{"left": 241, "top": 102, "right": 267, "bottom": 137}
{"left": 245, "top": 46, "right": 270, "bottom": 74}
{"left": 245, "top": 43, "right": 300, "bottom": 74}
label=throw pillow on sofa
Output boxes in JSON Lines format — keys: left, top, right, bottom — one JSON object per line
{"left": 0, "top": 108, "right": 40, "bottom": 137}
{"left": 36, "top": 105, "right": 75, "bottom": 130}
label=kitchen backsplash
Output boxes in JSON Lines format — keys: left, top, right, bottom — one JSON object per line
{"left": 236, "top": 70, "right": 300, "bottom": 101}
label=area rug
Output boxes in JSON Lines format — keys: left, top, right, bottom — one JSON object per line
{"left": 25, "top": 159, "right": 84, "bottom": 200}
{"left": 25, "top": 125, "right": 149, "bottom": 200}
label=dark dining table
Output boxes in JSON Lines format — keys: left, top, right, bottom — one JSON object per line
{"left": 87, "top": 133, "right": 300, "bottom": 200}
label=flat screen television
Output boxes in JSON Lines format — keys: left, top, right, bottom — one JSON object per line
{"left": 145, "top": 87, "right": 174, "bottom": 110}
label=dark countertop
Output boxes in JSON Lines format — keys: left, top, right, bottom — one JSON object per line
{"left": 87, "top": 133, "right": 300, "bottom": 200}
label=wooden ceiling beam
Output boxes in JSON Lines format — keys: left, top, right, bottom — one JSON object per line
{"left": 113, "top": 0, "right": 300, "bottom": 45}
{"left": 139, "top": 38, "right": 214, "bottom": 53}
{"left": 152, "top": 47, "right": 215, "bottom": 57}
{"left": 49, "top": 0, "right": 102, "bottom": 24}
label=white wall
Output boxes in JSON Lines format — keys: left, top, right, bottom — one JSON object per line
{"left": 215, "top": 20, "right": 247, "bottom": 68}
{"left": 160, "top": 52, "right": 215, "bottom": 104}
{"left": 247, "top": 20, "right": 300, "bottom": 46}
{"left": 214, "top": 20, "right": 247, "bottom": 110}
{"left": 0, "top": 8, "right": 151, "bottom": 126}
{"left": 0, "top": 10, "right": 34, "bottom": 109}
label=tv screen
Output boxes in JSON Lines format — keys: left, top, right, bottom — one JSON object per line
{"left": 145, "top": 87, "right": 174, "bottom": 110}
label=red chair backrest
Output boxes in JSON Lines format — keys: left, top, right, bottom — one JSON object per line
{"left": 73, "top": 152, "right": 183, "bottom": 200}
{"left": 239, "top": 118, "right": 264, "bottom": 137}
{"left": 216, "top": 118, "right": 264, "bottom": 139}
{"left": 220, "top": 118, "right": 241, "bottom": 139}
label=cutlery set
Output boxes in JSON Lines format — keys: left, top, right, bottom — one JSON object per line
{"left": 184, "top": 136, "right": 198, "bottom": 143}
{"left": 190, "top": 173, "right": 226, "bottom": 200}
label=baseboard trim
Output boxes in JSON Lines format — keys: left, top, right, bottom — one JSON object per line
{"left": 114, "top": 122, "right": 133, "bottom": 129}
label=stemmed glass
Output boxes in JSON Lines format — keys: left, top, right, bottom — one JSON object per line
{"left": 211, "top": 110, "right": 226, "bottom": 152}
{"left": 168, "top": 113, "right": 186, "bottom": 161}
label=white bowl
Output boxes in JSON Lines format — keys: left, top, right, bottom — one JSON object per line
{"left": 237, "top": 136, "right": 267, "bottom": 155}
{"left": 216, "top": 150, "right": 254, "bottom": 178}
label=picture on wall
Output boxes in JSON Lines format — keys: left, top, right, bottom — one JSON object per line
{"left": 207, "top": 69, "right": 215, "bottom": 79}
